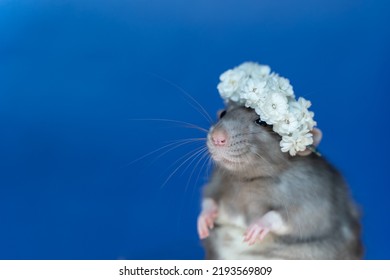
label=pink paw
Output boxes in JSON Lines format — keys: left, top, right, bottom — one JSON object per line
{"left": 197, "top": 208, "right": 218, "bottom": 240}
{"left": 243, "top": 222, "right": 270, "bottom": 245}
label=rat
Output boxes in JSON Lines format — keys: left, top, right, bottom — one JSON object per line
{"left": 197, "top": 103, "right": 363, "bottom": 259}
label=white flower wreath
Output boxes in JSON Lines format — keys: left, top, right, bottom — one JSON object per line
{"left": 217, "top": 62, "right": 317, "bottom": 156}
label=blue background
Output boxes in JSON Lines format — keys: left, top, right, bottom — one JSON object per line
{"left": 0, "top": 0, "right": 389, "bottom": 259}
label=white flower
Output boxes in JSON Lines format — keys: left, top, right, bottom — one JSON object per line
{"left": 217, "top": 69, "right": 245, "bottom": 100}
{"left": 261, "top": 91, "right": 289, "bottom": 124}
{"left": 276, "top": 76, "right": 294, "bottom": 97}
{"left": 297, "top": 97, "right": 311, "bottom": 108}
{"left": 302, "top": 109, "right": 316, "bottom": 130}
{"left": 274, "top": 112, "right": 299, "bottom": 135}
{"left": 237, "top": 62, "right": 271, "bottom": 78}
{"left": 241, "top": 78, "right": 267, "bottom": 108}
{"left": 216, "top": 61, "right": 317, "bottom": 156}
{"left": 290, "top": 97, "right": 316, "bottom": 130}
{"left": 280, "top": 131, "right": 313, "bottom": 156}
{"left": 267, "top": 74, "right": 294, "bottom": 97}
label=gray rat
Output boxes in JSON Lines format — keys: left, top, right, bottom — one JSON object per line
{"left": 197, "top": 103, "right": 362, "bottom": 259}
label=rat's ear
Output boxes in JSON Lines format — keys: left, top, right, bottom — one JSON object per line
{"left": 217, "top": 109, "right": 227, "bottom": 119}
{"left": 312, "top": 127, "right": 323, "bottom": 147}
{"left": 297, "top": 128, "right": 323, "bottom": 156}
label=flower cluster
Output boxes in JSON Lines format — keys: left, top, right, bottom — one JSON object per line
{"left": 217, "top": 62, "right": 316, "bottom": 156}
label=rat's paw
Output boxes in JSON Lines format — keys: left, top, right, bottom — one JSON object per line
{"left": 243, "top": 211, "right": 288, "bottom": 245}
{"left": 197, "top": 198, "right": 218, "bottom": 239}
{"left": 197, "top": 208, "right": 218, "bottom": 240}
{"left": 243, "top": 222, "right": 270, "bottom": 245}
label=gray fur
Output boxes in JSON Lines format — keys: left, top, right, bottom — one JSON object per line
{"left": 201, "top": 105, "right": 363, "bottom": 259}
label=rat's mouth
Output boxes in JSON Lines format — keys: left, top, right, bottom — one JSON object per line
{"left": 214, "top": 155, "right": 243, "bottom": 168}
{"left": 207, "top": 146, "right": 247, "bottom": 169}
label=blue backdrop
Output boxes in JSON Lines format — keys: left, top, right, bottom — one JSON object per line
{"left": 0, "top": 0, "right": 389, "bottom": 259}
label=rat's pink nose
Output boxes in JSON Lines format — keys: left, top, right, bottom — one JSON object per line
{"left": 212, "top": 130, "right": 228, "bottom": 146}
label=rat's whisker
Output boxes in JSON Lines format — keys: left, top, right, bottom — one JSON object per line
{"left": 193, "top": 151, "right": 210, "bottom": 190}
{"left": 164, "top": 145, "right": 206, "bottom": 175}
{"left": 128, "top": 118, "right": 209, "bottom": 133}
{"left": 160, "top": 146, "right": 207, "bottom": 188}
{"left": 126, "top": 141, "right": 186, "bottom": 166}
{"left": 146, "top": 72, "right": 214, "bottom": 125}
{"left": 168, "top": 137, "right": 207, "bottom": 144}
{"left": 179, "top": 146, "right": 208, "bottom": 179}
{"left": 185, "top": 149, "right": 209, "bottom": 192}
{"left": 126, "top": 138, "right": 206, "bottom": 166}
{"left": 206, "top": 155, "right": 213, "bottom": 178}
{"left": 192, "top": 154, "right": 213, "bottom": 200}
{"left": 150, "top": 139, "right": 206, "bottom": 165}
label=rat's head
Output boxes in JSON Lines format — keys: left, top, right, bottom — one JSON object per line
{"left": 207, "top": 103, "right": 287, "bottom": 177}
{"left": 207, "top": 103, "right": 322, "bottom": 178}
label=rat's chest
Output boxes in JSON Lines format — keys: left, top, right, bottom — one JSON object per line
{"left": 211, "top": 181, "right": 278, "bottom": 259}
{"left": 215, "top": 181, "right": 273, "bottom": 228}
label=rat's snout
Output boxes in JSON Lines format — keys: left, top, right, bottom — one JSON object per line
{"left": 211, "top": 128, "right": 228, "bottom": 147}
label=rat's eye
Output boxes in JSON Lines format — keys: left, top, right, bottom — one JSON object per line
{"left": 255, "top": 118, "right": 268, "bottom": 127}
{"left": 219, "top": 110, "right": 227, "bottom": 119}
